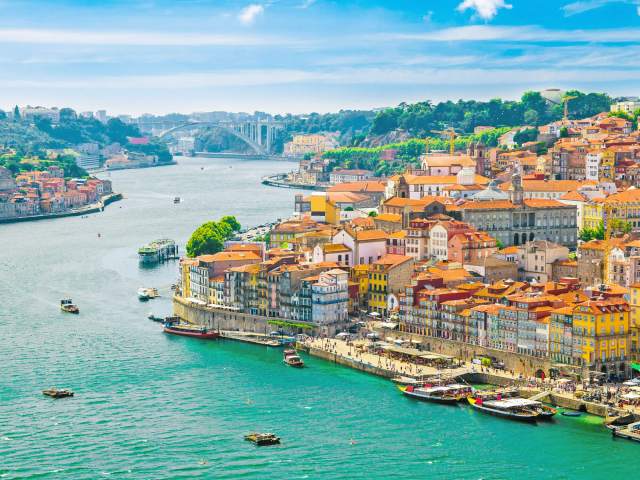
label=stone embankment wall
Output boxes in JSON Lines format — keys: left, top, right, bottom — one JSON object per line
{"left": 299, "top": 345, "right": 396, "bottom": 379}
{"left": 173, "top": 296, "right": 275, "bottom": 333}
{"left": 383, "top": 330, "right": 553, "bottom": 378}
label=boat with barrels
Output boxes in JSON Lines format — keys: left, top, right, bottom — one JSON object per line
{"left": 399, "top": 384, "right": 474, "bottom": 404}
{"left": 467, "top": 393, "right": 546, "bottom": 423}
{"left": 163, "top": 319, "right": 219, "bottom": 339}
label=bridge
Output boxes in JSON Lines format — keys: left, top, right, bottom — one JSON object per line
{"left": 157, "top": 120, "right": 283, "bottom": 155}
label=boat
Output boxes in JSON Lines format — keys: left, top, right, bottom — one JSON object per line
{"left": 283, "top": 349, "right": 304, "bottom": 367}
{"left": 173, "top": 196, "right": 181, "bottom": 204}
{"left": 561, "top": 411, "right": 582, "bottom": 417}
{"left": 537, "top": 404, "right": 558, "bottom": 421}
{"left": 467, "top": 394, "right": 542, "bottom": 423}
{"left": 399, "top": 384, "right": 474, "bottom": 404}
{"left": 42, "top": 387, "right": 74, "bottom": 398}
{"left": 138, "top": 239, "right": 178, "bottom": 264}
{"left": 163, "top": 320, "right": 219, "bottom": 339}
{"left": 611, "top": 421, "right": 640, "bottom": 442}
{"left": 147, "top": 313, "right": 164, "bottom": 322}
{"left": 138, "top": 287, "right": 159, "bottom": 301}
{"left": 244, "top": 433, "right": 280, "bottom": 446}
{"left": 60, "top": 299, "right": 79, "bottom": 314}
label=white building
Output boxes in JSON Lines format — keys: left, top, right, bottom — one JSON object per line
{"left": 331, "top": 229, "right": 388, "bottom": 265}
{"left": 311, "top": 269, "right": 349, "bottom": 330}
{"left": 429, "top": 224, "right": 449, "bottom": 261}
{"left": 585, "top": 152, "right": 601, "bottom": 181}
{"left": 610, "top": 100, "right": 640, "bottom": 115}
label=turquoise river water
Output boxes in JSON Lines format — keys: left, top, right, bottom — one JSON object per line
{"left": 0, "top": 156, "right": 637, "bottom": 479}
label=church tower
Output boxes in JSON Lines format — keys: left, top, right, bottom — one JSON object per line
{"left": 509, "top": 162, "right": 524, "bottom": 206}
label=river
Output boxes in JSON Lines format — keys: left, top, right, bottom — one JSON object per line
{"left": 0, "top": 156, "right": 637, "bottom": 479}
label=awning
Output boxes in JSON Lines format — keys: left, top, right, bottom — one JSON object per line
{"left": 631, "top": 362, "right": 640, "bottom": 372}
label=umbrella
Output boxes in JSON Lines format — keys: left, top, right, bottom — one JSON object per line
{"left": 631, "top": 362, "right": 640, "bottom": 372}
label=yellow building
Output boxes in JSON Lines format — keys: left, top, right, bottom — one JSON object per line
{"left": 629, "top": 284, "right": 640, "bottom": 359}
{"left": 572, "top": 297, "right": 630, "bottom": 377}
{"left": 583, "top": 189, "right": 640, "bottom": 232}
{"left": 367, "top": 254, "right": 414, "bottom": 315}
{"left": 283, "top": 134, "right": 338, "bottom": 156}
{"left": 351, "top": 264, "right": 370, "bottom": 307}
{"left": 309, "top": 193, "right": 340, "bottom": 225}
{"left": 179, "top": 258, "right": 197, "bottom": 298}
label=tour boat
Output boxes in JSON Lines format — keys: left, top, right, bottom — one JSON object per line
{"left": 611, "top": 421, "right": 640, "bottom": 442}
{"left": 42, "top": 387, "right": 74, "bottom": 398}
{"left": 138, "top": 287, "right": 159, "bottom": 301}
{"left": 467, "top": 395, "right": 542, "bottom": 423}
{"left": 283, "top": 349, "right": 304, "bottom": 367}
{"left": 60, "top": 299, "right": 79, "bottom": 314}
{"left": 244, "top": 432, "right": 280, "bottom": 446}
{"left": 399, "top": 384, "right": 474, "bottom": 404}
{"left": 163, "top": 320, "right": 219, "bottom": 339}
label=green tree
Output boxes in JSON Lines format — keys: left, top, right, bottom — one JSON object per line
{"left": 220, "top": 215, "right": 241, "bottom": 232}
{"left": 185, "top": 216, "right": 242, "bottom": 257}
{"left": 560, "top": 126, "right": 569, "bottom": 138}
{"left": 368, "top": 211, "right": 378, "bottom": 217}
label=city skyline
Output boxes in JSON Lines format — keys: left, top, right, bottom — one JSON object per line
{"left": 1, "top": 0, "right": 640, "bottom": 114}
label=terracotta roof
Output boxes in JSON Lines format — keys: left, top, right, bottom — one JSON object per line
{"left": 327, "top": 181, "right": 386, "bottom": 193}
{"left": 197, "top": 251, "right": 261, "bottom": 263}
{"left": 604, "top": 188, "right": 640, "bottom": 204}
{"left": 523, "top": 199, "right": 570, "bottom": 208}
{"left": 421, "top": 154, "right": 475, "bottom": 168}
{"left": 374, "top": 213, "right": 402, "bottom": 223}
{"left": 373, "top": 254, "right": 413, "bottom": 268}
{"left": 451, "top": 200, "right": 516, "bottom": 211}
{"left": 323, "top": 243, "right": 351, "bottom": 253}
{"left": 402, "top": 174, "right": 490, "bottom": 185}
{"left": 355, "top": 230, "right": 389, "bottom": 242}
{"left": 499, "top": 180, "right": 596, "bottom": 193}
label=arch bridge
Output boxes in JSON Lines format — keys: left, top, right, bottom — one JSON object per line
{"left": 158, "top": 120, "right": 283, "bottom": 155}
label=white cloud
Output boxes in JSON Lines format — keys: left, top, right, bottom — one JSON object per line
{"left": 422, "top": 10, "right": 434, "bottom": 23}
{"left": 5, "top": 66, "right": 640, "bottom": 90}
{"left": 562, "top": 0, "right": 640, "bottom": 16}
{"left": 0, "top": 28, "right": 294, "bottom": 47}
{"left": 298, "top": 0, "right": 316, "bottom": 8}
{"left": 382, "top": 25, "right": 640, "bottom": 43}
{"left": 456, "top": 0, "right": 512, "bottom": 20}
{"left": 238, "top": 4, "right": 264, "bottom": 25}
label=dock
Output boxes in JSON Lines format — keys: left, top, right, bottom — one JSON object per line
{"left": 220, "top": 331, "right": 283, "bottom": 347}
{"left": 138, "top": 239, "right": 178, "bottom": 264}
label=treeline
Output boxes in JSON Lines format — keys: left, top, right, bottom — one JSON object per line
{"left": 186, "top": 216, "right": 242, "bottom": 257}
{"left": 322, "top": 127, "right": 513, "bottom": 177}
{"left": 369, "top": 90, "right": 612, "bottom": 137}
{"left": 0, "top": 152, "right": 88, "bottom": 178}
{"left": 0, "top": 107, "right": 172, "bottom": 163}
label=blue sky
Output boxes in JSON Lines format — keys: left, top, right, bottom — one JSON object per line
{"left": 1, "top": 0, "right": 640, "bottom": 115}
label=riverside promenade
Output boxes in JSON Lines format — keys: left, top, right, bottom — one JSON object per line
{"left": 298, "top": 336, "right": 639, "bottom": 419}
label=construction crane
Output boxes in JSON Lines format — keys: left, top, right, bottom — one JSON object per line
{"left": 431, "top": 128, "right": 458, "bottom": 155}
{"left": 562, "top": 95, "right": 578, "bottom": 123}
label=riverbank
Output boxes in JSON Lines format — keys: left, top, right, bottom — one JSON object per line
{"left": 0, "top": 192, "right": 123, "bottom": 224}
{"left": 261, "top": 173, "right": 328, "bottom": 191}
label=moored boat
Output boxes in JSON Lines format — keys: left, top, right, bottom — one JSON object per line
{"left": 60, "top": 299, "right": 79, "bottom": 314}
{"left": 42, "top": 387, "right": 74, "bottom": 398}
{"left": 283, "top": 349, "right": 304, "bottom": 367}
{"left": 163, "top": 320, "right": 219, "bottom": 339}
{"left": 399, "top": 384, "right": 474, "bottom": 404}
{"left": 467, "top": 394, "right": 542, "bottom": 423}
